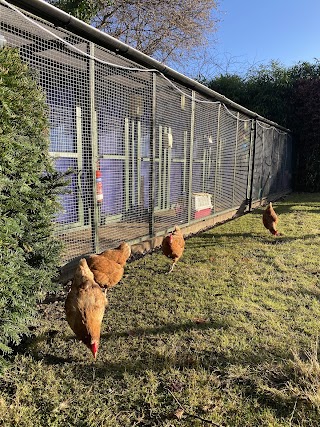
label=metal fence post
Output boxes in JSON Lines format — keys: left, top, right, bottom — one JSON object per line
{"left": 76, "top": 106, "right": 84, "bottom": 227}
{"left": 149, "top": 72, "right": 156, "bottom": 236}
{"left": 187, "top": 90, "right": 196, "bottom": 223}
{"left": 213, "top": 103, "right": 222, "bottom": 213}
{"left": 248, "top": 118, "right": 257, "bottom": 212}
{"left": 232, "top": 111, "right": 240, "bottom": 206}
{"left": 89, "top": 41, "right": 100, "bottom": 253}
{"left": 245, "top": 118, "right": 254, "bottom": 207}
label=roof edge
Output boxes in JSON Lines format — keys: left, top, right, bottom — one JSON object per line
{"left": 4, "top": 0, "right": 290, "bottom": 132}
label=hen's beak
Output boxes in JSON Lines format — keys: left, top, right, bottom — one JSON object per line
{"left": 91, "top": 342, "right": 98, "bottom": 360}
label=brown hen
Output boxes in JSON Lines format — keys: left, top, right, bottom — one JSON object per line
{"left": 162, "top": 225, "right": 185, "bottom": 273}
{"left": 65, "top": 258, "right": 107, "bottom": 359}
{"left": 262, "top": 202, "right": 280, "bottom": 236}
{"left": 86, "top": 242, "right": 131, "bottom": 290}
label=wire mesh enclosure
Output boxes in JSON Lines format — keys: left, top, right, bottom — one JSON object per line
{"left": 0, "top": 0, "right": 293, "bottom": 264}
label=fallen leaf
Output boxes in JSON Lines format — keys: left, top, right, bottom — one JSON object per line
{"left": 168, "top": 380, "right": 184, "bottom": 392}
{"left": 201, "top": 399, "right": 215, "bottom": 412}
{"left": 53, "top": 401, "right": 70, "bottom": 412}
{"left": 192, "top": 317, "right": 208, "bottom": 324}
{"left": 59, "top": 401, "right": 70, "bottom": 411}
{"left": 173, "top": 408, "right": 184, "bottom": 419}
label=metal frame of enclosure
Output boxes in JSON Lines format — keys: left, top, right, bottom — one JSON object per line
{"left": 0, "top": 0, "right": 292, "bottom": 264}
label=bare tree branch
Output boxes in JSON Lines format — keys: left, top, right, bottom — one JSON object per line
{"left": 47, "top": 0, "right": 219, "bottom": 64}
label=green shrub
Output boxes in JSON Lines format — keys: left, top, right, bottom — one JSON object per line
{"left": 0, "top": 47, "right": 67, "bottom": 359}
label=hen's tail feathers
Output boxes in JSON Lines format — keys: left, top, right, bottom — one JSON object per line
{"left": 74, "top": 258, "right": 95, "bottom": 285}
{"left": 121, "top": 242, "right": 132, "bottom": 260}
{"left": 173, "top": 225, "right": 183, "bottom": 235}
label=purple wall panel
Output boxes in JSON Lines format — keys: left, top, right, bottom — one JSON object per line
{"left": 100, "top": 159, "right": 124, "bottom": 215}
{"left": 170, "top": 163, "right": 183, "bottom": 203}
{"left": 55, "top": 158, "right": 79, "bottom": 223}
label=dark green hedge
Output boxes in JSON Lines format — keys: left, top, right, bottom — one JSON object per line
{"left": 291, "top": 79, "right": 320, "bottom": 192}
{"left": 205, "top": 61, "right": 320, "bottom": 192}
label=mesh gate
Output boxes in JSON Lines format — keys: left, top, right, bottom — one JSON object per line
{"left": 0, "top": 0, "right": 293, "bottom": 264}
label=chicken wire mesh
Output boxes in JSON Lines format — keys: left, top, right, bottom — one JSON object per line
{"left": 0, "top": 0, "right": 293, "bottom": 264}
{"left": 154, "top": 76, "right": 193, "bottom": 232}
{"left": 251, "top": 122, "right": 292, "bottom": 202}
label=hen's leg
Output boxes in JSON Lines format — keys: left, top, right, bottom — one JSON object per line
{"left": 168, "top": 261, "right": 176, "bottom": 273}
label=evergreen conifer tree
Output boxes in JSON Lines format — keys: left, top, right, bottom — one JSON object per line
{"left": 0, "top": 47, "right": 67, "bottom": 359}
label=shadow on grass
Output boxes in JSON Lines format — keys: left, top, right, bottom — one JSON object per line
{"left": 187, "top": 232, "right": 320, "bottom": 249}
{"left": 263, "top": 234, "right": 320, "bottom": 245}
{"left": 271, "top": 204, "right": 320, "bottom": 215}
{"left": 102, "top": 318, "right": 228, "bottom": 339}
{"left": 21, "top": 316, "right": 285, "bottom": 375}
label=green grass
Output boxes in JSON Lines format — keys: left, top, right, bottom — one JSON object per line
{"left": 1, "top": 193, "right": 320, "bottom": 426}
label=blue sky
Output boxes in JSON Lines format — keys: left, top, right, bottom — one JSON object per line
{"left": 180, "top": 0, "right": 320, "bottom": 78}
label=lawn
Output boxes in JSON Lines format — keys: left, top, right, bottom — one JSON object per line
{"left": 1, "top": 193, "right": 320, "bottom": 426}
